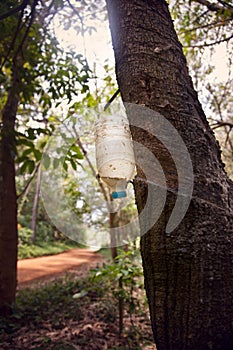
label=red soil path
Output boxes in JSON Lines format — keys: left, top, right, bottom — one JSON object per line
{"left": 17, "top": 248, "right": 103, "bottom": 288}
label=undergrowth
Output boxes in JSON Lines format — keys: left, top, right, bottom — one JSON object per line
{"left": 18, "top": 240, "right": 79, "bottom": 259}
{"left": 0, "top": 261, "right": 155, "bottom": 349}
{"left": 18, "top": 226, "right": 82, "bottom": 259}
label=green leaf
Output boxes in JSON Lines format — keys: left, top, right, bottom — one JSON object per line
{"left": 33, "top": 149, "right": 42, "bottom": 161}
{"left": 27, "top": 160, "right": 35, "bottom": 174}
{"left": 27, "top": 128, "right": 36, "bottom": 140}
{"left": 40, "top": 140, "right": 47, "bottom": 149}
{"left": 22, "top": 148, "right": 33, "bottom": 158}
{"left": 43, "top": 154, "right": 50, "bottom": 169}
{"left": 20, "top": 159, "right": 35, "bottom": 174}
{"left": 20, "top": 161, "right": 29, "bottom": 174}
{"left": 63, "top": 161, "right": 68, "bottom": 172}
{"left": 70, "top": 158, "right": 77, "bottom": 171}
{"left": 17, "top": 138, "right": 35, "bottom": 148}
{"left": 53, "top": 158, "right": 60, "bottom": 169}
{"left": 70, "top": 144, "right": 83, "bottom": 159}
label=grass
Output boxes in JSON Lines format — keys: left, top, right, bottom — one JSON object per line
{"left": 18, "top": 240, "right": 81, "bottom": 260}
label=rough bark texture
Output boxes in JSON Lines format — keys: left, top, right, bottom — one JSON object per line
{"left": 0, "top": 60, "right": 19, "bottom": 315}
{"left": 106, "top": 0, "right": 233, "bottom": 349}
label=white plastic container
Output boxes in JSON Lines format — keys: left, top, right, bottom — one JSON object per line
{"left": 95, "top": 114, "right": 135, "bottom": 198}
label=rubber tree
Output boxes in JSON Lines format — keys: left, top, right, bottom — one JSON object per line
{"left": 106, "top": 1, "right": 233, "bottom": 349}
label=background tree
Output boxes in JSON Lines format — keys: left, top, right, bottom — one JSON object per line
{"left": 0, "top": 0, "right": 90, "bottom": 315}
{"left": 106, "top": 0, "right": 233, "bottom": 349}
{"left": 170, "top": 0, "right": 233, "bottom": 177}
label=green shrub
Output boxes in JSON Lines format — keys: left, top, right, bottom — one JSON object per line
{"left": 91, "top": 247, "right": 144, "bottom": 334}
{"left": 18, "top": 240, "right": 78, "bottom": 259}
{"left": 18, "top": 227, "right": 33, "bottom": 245}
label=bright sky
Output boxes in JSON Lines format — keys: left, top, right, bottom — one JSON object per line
{"left": 54, "top": 14, "right": 230, "bottom": 89}
{"left": 54, "top": 17, "right": 115, "bottom": 79}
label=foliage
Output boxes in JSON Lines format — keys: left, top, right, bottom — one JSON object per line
{"left": 1, "top": 0, "right": 124, "bottom": 263}
{"left": 0, "top": 274, "right": 85, "bottom": 335}
{"left": 17, "top": 204, "right": 81, "bottom": 259}
{"left": 0, "top": 270, "right": 154, "bottom": 349}
{"left": 0, "top": 0, "right": 91, "bottom": 180}
{"left": 170, "top": 0, "right": 233, "bottom": 48}
{"left": 92, "top": 248, "right": 143, "bottom": 297}
{"left": 18, "top": 238, "right": 78, "bottom": 260}
{"left": 91, "top": 246, "right": 145, "bottom": 334}
{"left": 169, "top": 0, "right": 233, "bottom": 177}
{"left": 17, "top": 218, "right": 81, "bottom": 259}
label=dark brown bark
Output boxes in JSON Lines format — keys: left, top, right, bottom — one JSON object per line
{"left": 106, "top": 0, "right": 233, "bottom": 349}
{"left": 110, "top": 211, "right": 118, "bottom": 261}
{"left": 0, "top": 59, "right": 20, "bottom": 316}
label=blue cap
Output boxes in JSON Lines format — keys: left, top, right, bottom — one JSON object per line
{"left": 111, "top": 191, "right": 127, "bottom": 199}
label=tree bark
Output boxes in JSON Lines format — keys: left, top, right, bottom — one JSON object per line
{"left": 110, "top": 210, "right": 118, "bottom": 261}
{"left": 106, "top": 1, "right": 233, "bottom": 349}
{"left": 0, "top": 59, "right": 20, "bottom": 316}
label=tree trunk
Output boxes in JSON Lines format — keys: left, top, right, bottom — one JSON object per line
{"left": 106, "top": 1, "right": 233, "bottom": 349}
{"left": 31, "top": 164, "right": 42, "bottom": 244}
{"left": 110, "top": 210, "right": 118, "bottom": 261}
{"left": 0, "top": 60, "right": 20, "bottom": 316}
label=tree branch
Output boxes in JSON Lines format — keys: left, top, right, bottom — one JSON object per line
{"left": 183, "top": 33, "right": 233, "bottom": 47}
{"left": 14, "top": 0, "right": 38, "bottom": 60}
{"left": 217, "top": 0, "right": 233, "bottom": 9}
{"left": 0, "top": 0, "right": 29, "bottom": 21}
{"left": 37, "top": 0, "right": 58, "bottom": 26}
{"left": 193, "top": 0, "right": 233, "bottom": 16}
{"left": 0, "top": 5, "right": 25, "bottom": 69}
{"left": 66, "top": 0, "right": 88, "bottom": 61}
{"left": 179, "top": 17, "right": 232, "bottom": 35}
{"left": 0, "top": 0, "right": 38, "bottom": 70}
{"left": 211, "top": 121, "right": 233, "bottom": 130}
{"left": 56, "top": 116, "right": 111, "bottom": 207}
{"left": 72, "top": 128, "right": 111, "bottom": 207}
{"left": 17, "top": 162, "right": 40, "bottom": 200}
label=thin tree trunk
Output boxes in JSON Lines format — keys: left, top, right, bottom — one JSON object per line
{"left": 31, "top": 164, "right": 42, "bottom": 244}
{"left": 118, "top": 275, "right": 124, "bottom": 335}
{"left": 110, "top": 219, "right": 118, "bottom": 260}
{"left": 106, "top": 1, "right": 233, "bottom": 349}
{"left": 109, "top": 197, "right": 118, "bottom": 261}
{"left": 0, "top": 60, "right": 20, "bottom": 316}
{"left": 110, "top": 210, "right": 124, "bottom": 335}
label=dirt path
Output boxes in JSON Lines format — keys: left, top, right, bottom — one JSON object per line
{"left": 17, "top": 248, "right": 103, "bottom": 288}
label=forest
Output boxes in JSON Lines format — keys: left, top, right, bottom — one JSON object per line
{"left": 0, "top": 0, "right": 233, "bottom": 349}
